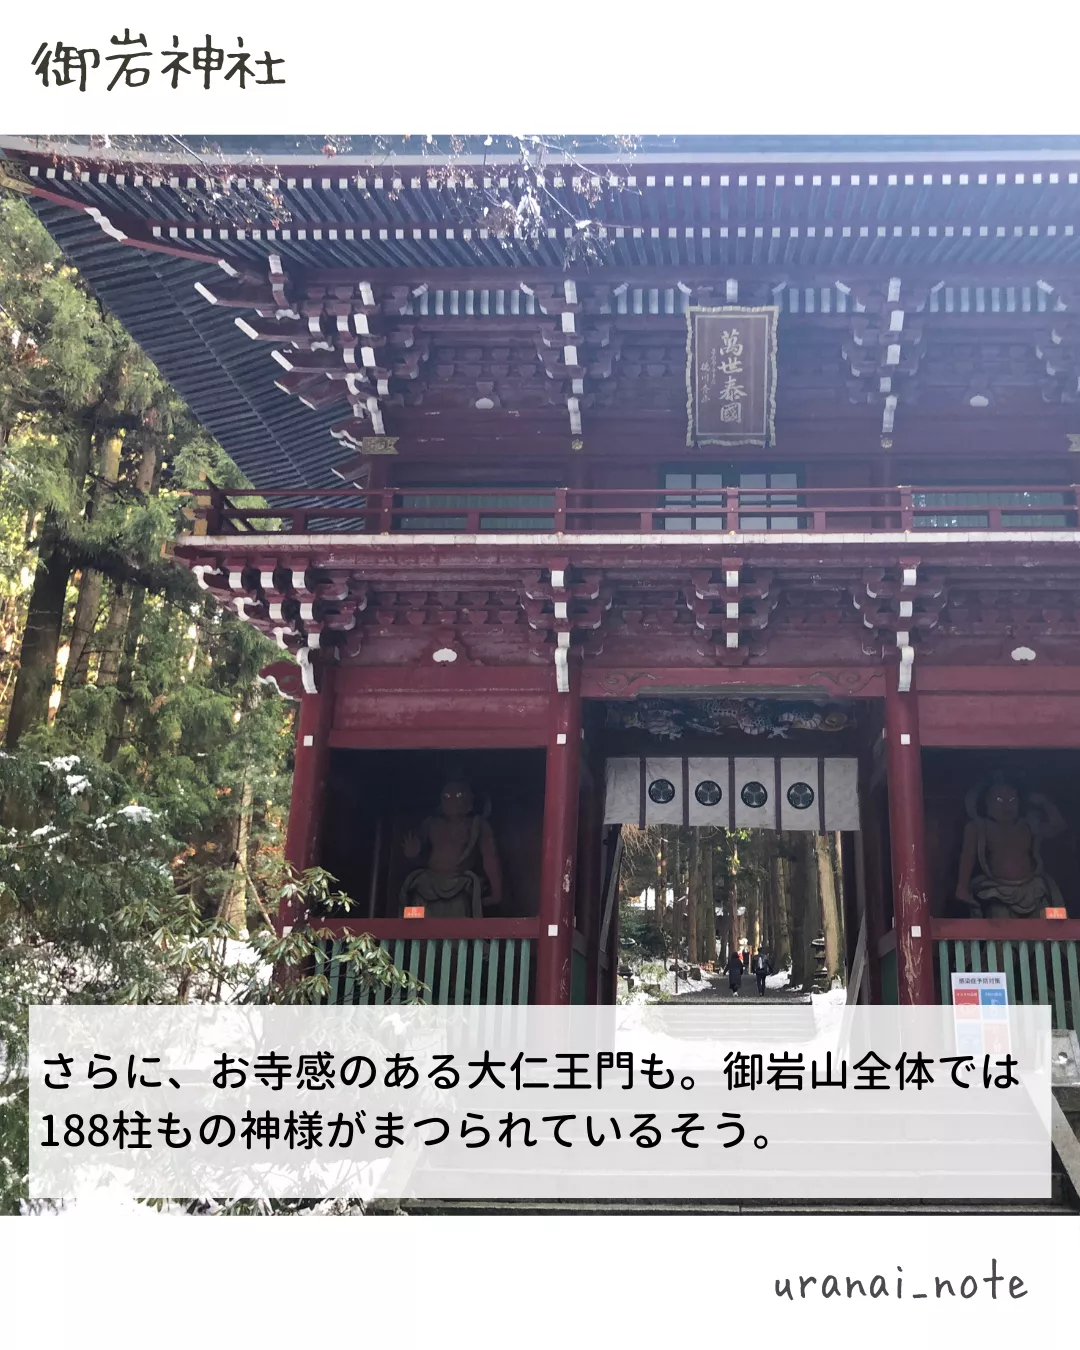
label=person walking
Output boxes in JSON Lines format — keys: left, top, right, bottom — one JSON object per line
{"left": 754, "top": 949, "right": 770, "bottom": 995}
{"left": 726, "top": 949, "right": 744, "bottom": 996}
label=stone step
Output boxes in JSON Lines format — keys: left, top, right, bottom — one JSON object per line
{"left": 1052, "top": 1090, "right": 1080, "bottom": 1209}
{"left": 389, "top": 1157, "right": 1076, "bottom": 1215}
{"left": 393, "top": 1197, "right": 1077, "bottom": 1216}
{"left": 389, "top": 1061, "right": 1080, "bottom": 1220}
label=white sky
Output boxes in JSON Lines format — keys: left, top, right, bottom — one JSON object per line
{"left": 1, "top": 0, "right": 1078, "bottom": 137}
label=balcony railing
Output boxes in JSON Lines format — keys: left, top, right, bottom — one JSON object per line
{"left": 933, "top": 919, "right": 1080, "bottom": 1031}
{"left": 194, "top": 484, "right": 1080, "bottom": 537}
{"left": 318, "top": 919, "right": 536, "bottom": 1006}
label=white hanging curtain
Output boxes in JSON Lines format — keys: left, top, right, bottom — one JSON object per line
{"left": 604, "top": 756, "right": 860, "bottom": 832}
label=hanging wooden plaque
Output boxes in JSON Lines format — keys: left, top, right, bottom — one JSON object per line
{"left": 686, "top": 305, "right": 778, "bottom": 447}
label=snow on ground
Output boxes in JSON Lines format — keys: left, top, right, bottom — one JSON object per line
{"left": 657, "top": 967, "right": 712, "bottom": 997}
{"left": 763, "top": 969, "right": 847, "bottom": 1004}
{"left": 617, "top": 960, "right": 713, "bottom": 1004}
{"left": 811, "top": 981, "right": 848, "bottom": 1008}
{"left": 619, "top": 962, "right": 849, "bottom": 1007}
{"left": 809, "top": 980, "right": 851, "bottom": 1039}
{"left": 27, "top": 1192, "right": 185, "bottom": 1218}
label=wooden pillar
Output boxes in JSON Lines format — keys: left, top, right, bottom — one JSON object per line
{"left": 566, "top": 457, "right": 589, "bottom": 490}
{"left": 281, "top": 666, "right": 336, "bottom": 929}
{"left": 883, "top": 671, "right": 934, "bottom": 1004}
{"left": 871, "top": 456, "right": 894, "bottom": 488}
{"left": 364, "top": 457, "right": 391, "bottom": 532}
{"left": 366, "top": 457, "right": 391, "bottom": 488}
{"left": 536, "top": 664, "right": 583, "bottom": 1004}
{"left": 578, "top": 753, "right": 603, "bottom": 1004}
{"left": 566, "top": 456, "right": 589, "bottom": 532}
{"left": 857, "top": 721, "right": 884, "bottom": 1003}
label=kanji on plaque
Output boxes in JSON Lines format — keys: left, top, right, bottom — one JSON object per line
{"left": 686, "top": 306, "right": 778, "bottom": 447}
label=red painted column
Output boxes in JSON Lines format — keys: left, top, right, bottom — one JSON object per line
{"left": 536, "top": 664, "right": 583, "bottom": 1004}
{"left": 281, "top": 666, "right": 336, "bottom": 930}
{"left": 883, "top": 670, "right": 934, "bottom": 1004}
{"left": 856, "top": 735, "right": 884, "bottom": 1004}
{"left": 578, "top": 761, "right": 603, "bottom": 1005}
{"left": 364, "top": 457, "right": 391, "bottom": 533}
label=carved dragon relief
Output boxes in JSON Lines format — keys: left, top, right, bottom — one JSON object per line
{"left": 605, "top": 696, "right": 851, "bottom": 740}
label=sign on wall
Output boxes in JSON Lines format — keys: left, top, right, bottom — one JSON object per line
{"left": 603, "top": 756, "right": 859, "bottom": 831}
{"left": 950, "top": 971, "right": 1011, "bottom": 1057}
{"left": 686, "top": 305, "right": 778, "bottom": 447}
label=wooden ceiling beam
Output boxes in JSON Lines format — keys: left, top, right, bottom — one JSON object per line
{"left": 16, "top": 140, "right": 1080, "bottom": 175}
{"left": 297, "top": 265, "right": 1080, "bottom": 290}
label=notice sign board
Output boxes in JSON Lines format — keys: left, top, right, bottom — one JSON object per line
{"left": 951, "top": 971, "right": 1011, "bottom": 1059}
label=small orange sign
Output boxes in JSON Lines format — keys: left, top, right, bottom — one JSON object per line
{"left": 403, "top": 906, "right": 425, "bottom": 919}
{"left": 1044, "top": 907, "right": 1067, "bottom": 920}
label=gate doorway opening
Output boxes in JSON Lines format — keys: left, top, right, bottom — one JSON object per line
{"left": 596, "top": 693, "right": 866, "bottom": 1005}
{"left": 616, "top": 825, "right": 851, "bottom": 1003}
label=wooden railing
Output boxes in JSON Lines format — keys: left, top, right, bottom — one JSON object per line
{"left": 932, "top": 919, "right": 1080, "bottom": 1031}
{"left": 193, "top": 484, "right": 1080, "bottom": 538}
{"left": 320, "top": 919, "right": 536, "bottom": 1006}
{"left": 846, "top": 913, "right": 868, "bottom": 1006}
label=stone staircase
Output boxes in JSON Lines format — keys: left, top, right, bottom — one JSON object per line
{"left": 1052, "top": 1029, "right": 1080, "bottom": 1211}
{"left": 395, "top": 1198, "right": 1077, "bottom": 1215}
{"left": 384, "top": 1031, "right": 1080, "bottom": 1218}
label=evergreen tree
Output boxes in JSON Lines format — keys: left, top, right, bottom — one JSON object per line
{"left": 0, "top": 192, "right": 415, "bottom": 1216}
